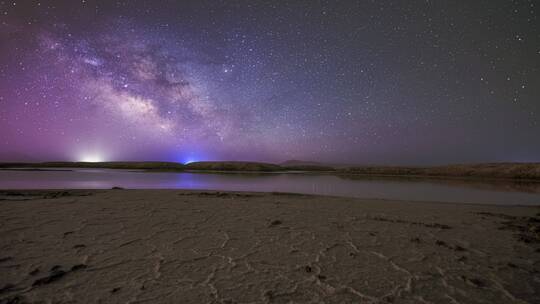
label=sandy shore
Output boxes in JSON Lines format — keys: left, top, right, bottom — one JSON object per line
{"left": 0, "top": 190, "right": 539, "bottom": 303}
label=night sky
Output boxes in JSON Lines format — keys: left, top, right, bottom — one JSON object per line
{"left": 1, "top": 1, "right": 539, "bottom": 165}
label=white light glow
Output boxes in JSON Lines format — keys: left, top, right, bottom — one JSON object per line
{"left": 79, "top": 153, "right": 104, "bottom": 163}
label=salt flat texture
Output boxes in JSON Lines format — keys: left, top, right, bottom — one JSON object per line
{"left": 0, "top": 190, "right": 539, "bottom": 303}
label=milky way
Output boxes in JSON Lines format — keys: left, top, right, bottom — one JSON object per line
{"left": 1, "top": 1, "right": 539, "bottom": 164}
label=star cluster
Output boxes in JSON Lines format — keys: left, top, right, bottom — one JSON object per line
{"left": 1, "top": 1, "right": 539, "bottom": 164}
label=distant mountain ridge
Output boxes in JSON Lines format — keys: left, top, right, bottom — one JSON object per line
{"left": 1, "top": 161, "right": 539, "bottom": 180}
{"left": 185, "top": 161, "right": 282, "bottom": 172}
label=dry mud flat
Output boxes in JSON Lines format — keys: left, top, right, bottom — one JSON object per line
{"left": 0, "top": 190, "right": 539, "bottom": 304}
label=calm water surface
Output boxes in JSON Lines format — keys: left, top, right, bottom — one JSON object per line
{"left": 1, "top": 168, "right": 540, "bottom": 205}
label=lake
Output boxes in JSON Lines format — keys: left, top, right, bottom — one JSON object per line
{"left": 1, "top": 168, "right": 540, "bottom": 205}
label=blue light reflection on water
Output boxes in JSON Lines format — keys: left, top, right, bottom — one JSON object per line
{"left": 1, "top": 168, "right": 540, "bottom": 205}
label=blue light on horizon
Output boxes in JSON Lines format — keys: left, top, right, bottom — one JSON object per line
{"left": 177, "top": 151, "right": 206, "bottom": 165}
